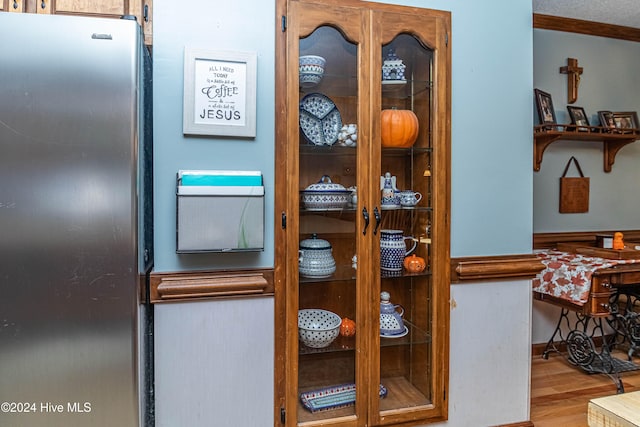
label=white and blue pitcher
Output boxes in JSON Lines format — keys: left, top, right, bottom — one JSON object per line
{"left": 380, "top": 229, "right": 416, "bottom": 271}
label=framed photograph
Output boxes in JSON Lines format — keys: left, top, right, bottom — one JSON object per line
{"left": 598, "top": 110, "right": 615, "bottom": 132}
{"left": 567, "top": 106, "right": 589, "bottom": 132}
{"left": 534, "top": 89, "right": 557, "bottom": 127}
{"left": 183, "top": 48, "right": 257, "bottom": 137}
{"left": 612, "top": 111, "right": 638, "bottom": 130}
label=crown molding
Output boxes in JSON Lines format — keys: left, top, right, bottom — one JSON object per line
{"left": 533, "top": 13, "right": 640, "bottom": 42}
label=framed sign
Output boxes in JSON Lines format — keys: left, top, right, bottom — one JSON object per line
{"left": 183, "top": 48, "right": 257, "bottom": 137}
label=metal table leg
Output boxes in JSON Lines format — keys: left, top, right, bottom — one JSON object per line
{"left": 608, "top": 288, "right": 640, "bottom": 360}
{"left": 542, "top": 307, "right": 640, "bottom": 394}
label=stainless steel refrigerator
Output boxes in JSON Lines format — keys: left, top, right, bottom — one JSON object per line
{"left": 0, "top": 13, "right": 153, "bottom": 427}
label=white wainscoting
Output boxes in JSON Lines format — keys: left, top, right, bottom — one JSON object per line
{"left": 154, "top": 296, "right": 274, "bottom": 427}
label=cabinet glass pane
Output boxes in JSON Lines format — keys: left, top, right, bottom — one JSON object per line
{"left": 378, "top": 34, "right": 434, "bottom": 412}
{"left": 297, "top": 25, "right": 359, "bottom": 423}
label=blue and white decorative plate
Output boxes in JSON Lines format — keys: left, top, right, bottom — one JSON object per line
{"left": 299, "top": 93, "right": 342, "bottom": 146}
{"left": 300, "top": 383, "right": 387, "bottom": 413}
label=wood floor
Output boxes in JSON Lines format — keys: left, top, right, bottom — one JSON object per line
{"left": 530, "top": 349, "right": 640, "bottom": 427}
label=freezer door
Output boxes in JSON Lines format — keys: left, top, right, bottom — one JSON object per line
{"left": 0, "top": 13, "right": 146, "bottom": 427}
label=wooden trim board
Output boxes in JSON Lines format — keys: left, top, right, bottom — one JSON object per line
{"left": 533, "top": 14, "right": 640, "bottom": 43}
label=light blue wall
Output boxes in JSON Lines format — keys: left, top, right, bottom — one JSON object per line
{"left": 533, "top": 30, "right": 640, "bottom": 232}
{"left": 153, "top": 0, "right": 275, "bottom": 272}
{"left": 448, "top": 0, "right": 533, "bottom": 257}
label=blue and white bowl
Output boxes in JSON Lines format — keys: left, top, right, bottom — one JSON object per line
{"left": 299, "top": 55, "right": 326, "bottom": 87}
{"left": 298, "top": 309, "right": 341, "bottom": 348}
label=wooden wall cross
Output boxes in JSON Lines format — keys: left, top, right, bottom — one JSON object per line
{"left": 559, "top": 58, "right": 583, "bottom": 104}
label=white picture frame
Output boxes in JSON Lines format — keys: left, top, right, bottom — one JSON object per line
{"left": 183, "top": 48, "right": 257, "bottom": 137}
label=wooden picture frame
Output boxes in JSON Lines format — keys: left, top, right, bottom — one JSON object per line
{"left": 534, "top": 89, "right": 557, "bottom": 127}
{"left": 598, "top": 110, "right": 615, "bottom": 132}
{"left": 567, "top": 106, "right": 589, "bottom": 132}
{"left": 612, "top": 111, "right": 638, "bottom": 130}
{"left": 183, "top": 48, "right": 257, "bottom": 137}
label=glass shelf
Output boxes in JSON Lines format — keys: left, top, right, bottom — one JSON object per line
{"left": 299, "top": 265, "right": 356, "bottom": 284}
{"left": 299, "top": 144, "right": 357, "bottom": 154}
{"left": 383, "top": 147, "right": 433, "bottom": 155}
{"left": 299, "top": 320, "right": 433, "bottom": 356}
{"left": 299, "top": 75, "right": 433, "bottom": 100}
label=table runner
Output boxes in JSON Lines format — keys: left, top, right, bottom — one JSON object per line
{"left": 532, "top": 250, "right": 639, "bottom": 305}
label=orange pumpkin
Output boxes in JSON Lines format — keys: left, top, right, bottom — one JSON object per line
{"left": 381, "top": 108, "right": 419, "bottom": 148}
{"left": 340, "top": 317, "right": 356, "bottom": 337}
{"left": 403, "top": 254, "right": 426, "bottom": 273}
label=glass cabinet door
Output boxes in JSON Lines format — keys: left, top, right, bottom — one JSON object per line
{"left": 286, "top": 2, "right": 367, "bottom": 425}
{"left": 279, "top": 1, "right": 450, "bottom": 426}
{"left": 370, "top": 9, "right": 450, "bottom": 425}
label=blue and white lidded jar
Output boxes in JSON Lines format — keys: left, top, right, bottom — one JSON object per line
{"left": 299, "top": 234, "right": 336, "bottom": 278}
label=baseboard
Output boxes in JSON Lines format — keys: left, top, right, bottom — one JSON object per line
{"left": 492, "top": 421, "right": 534, "bottom": 427}
{"left": 532, "top": 335, "right": 610, "bottom": 357}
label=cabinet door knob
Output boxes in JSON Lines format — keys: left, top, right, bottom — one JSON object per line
{"left": 362, "top": 207, "right": 370, "bottom": 235}
{"left": 40, "top": 0, "right": 46, "bottom": 9}
{"left": 373, "top": 207, "right": 381, "bottom": 235}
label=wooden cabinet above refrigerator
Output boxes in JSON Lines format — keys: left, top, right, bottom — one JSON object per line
{"left": 1, "top": 0, "right": 152, "bottom": 45}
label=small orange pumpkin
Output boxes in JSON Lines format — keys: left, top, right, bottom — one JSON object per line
{"left": 403, "top": 254, "right": 426, "bottom": 273}
{"left": 340, "top": 317, "right": 356, "bottom": 337}
{"left": 613, "top": 232, "right": 625, "bottom": 250}
{"left": 381, "top": 108, "right": 419, "bottom": 148}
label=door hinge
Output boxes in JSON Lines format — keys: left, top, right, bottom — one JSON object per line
{"left": 281, "top": 15, "right": 287, "bottom": 32}
{"left": 281, "top": 211, "right": 287, "bottom": 229}
{"left": 280, "top": 407, "right": 286, "bottom": 424}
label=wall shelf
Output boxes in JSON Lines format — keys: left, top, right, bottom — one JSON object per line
{"left": 534, "top": 124, "right": 640, "bottom": 172}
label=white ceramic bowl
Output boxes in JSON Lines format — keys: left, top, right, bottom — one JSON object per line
{"left": 299, "top": 55, "right": 326, "bottom": 87}
{"left": 298, "top": 309, "right": 341, "bottom": 348}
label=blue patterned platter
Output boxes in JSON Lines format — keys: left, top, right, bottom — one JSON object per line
{"left": 300, "top": 383, "right": 387, "bottom": 413}
{"left": 299, "top": 93, "right": 342, "bottom": 146}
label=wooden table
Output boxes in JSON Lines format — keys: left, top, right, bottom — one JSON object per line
{"left": 588, "top": 390, "right": 640, "bottom": 426}
{"left": 533, "top": 248, "right": 640, "bottom": 392}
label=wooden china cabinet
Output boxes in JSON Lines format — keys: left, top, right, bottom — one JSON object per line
{"left": 274, "top": 0, "right": 451, "bottom": 426}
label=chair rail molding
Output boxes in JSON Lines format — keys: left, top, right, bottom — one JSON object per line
{"left": 451, "top": 254, "right": 543, "bottom": 282}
